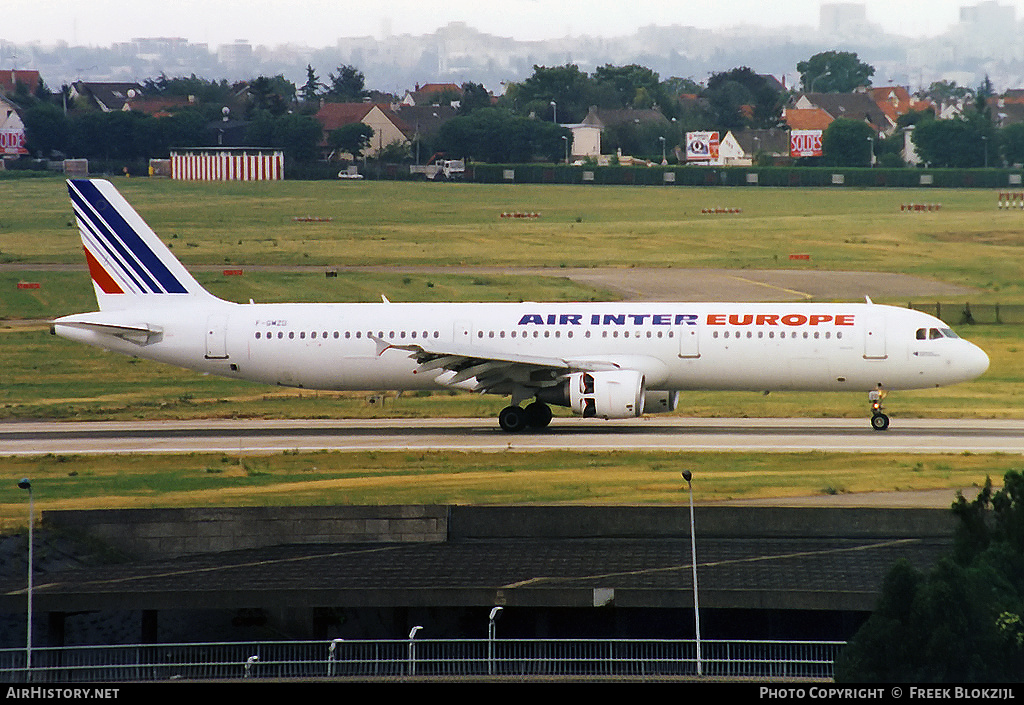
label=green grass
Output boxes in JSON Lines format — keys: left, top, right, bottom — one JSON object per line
{"left": 1, "top": 449, "right": 1020, "bottom": 530}
{"left": 4, "top": 177, "right": 1024, "bottom": 302}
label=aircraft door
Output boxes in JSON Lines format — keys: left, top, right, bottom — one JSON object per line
{"left": 205, "top": 314, "right": 229, "bottom": 359}
{"left": 863, "top": 314, "right": 887, "bottom": 359}
{"left": 678, "top": 325, "right": 700, "bottom": 358}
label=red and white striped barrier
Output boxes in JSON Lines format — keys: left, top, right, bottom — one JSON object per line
{"left": 900, "top": 203, "right": 942, "bottom": 211}
{"left": 701, "top": 207, "right": 742, "bottom": 214}
{"left": 500, "top": 212, "right": 542, "bottom": 218}
{"left": 171, "top": 151, "right": 284, "bottom": 181}
{"left": 998, "top": 192, "right": 1024, "bottom": 209}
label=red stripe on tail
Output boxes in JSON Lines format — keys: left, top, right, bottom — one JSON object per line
{"left": 83, "top": 247, "right": 124, "bottom": 294}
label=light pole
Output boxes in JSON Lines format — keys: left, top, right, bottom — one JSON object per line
{"left": 561, "top": 135, "right": 569, "bottom": 165}
{"left": 407, "top": 625, "right": 423, "bottom": 676}
{"left": 18, "top": 478, "right": 32, "bottom": 680}
{"left": 682, "top": 470, "right": 701, "bottom": 676}
{"left": 550, "top": 100, "right": 557, "bottom": 124}
{"left": 659, "top": 136, "right": 667, "bottom": 165}
{"left": 866, "top": 136, "right": 875, "bottom": 167}
{"left": 488, "top": 606, "right": 503, "bottom": 675}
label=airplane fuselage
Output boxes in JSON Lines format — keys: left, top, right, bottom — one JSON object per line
{"left": 56, "top": 299, "right": 988, "bottom": 394}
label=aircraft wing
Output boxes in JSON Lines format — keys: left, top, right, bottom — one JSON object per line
{"left": 371, "top": 336, "right": 626, "bottom": 397}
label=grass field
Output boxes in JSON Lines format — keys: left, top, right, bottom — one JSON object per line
{"left": 0, "top": 449, "right": 1017, "bottom": 531}
{"left": 1, "top": 175, "right": 1021, "bottom": 515}
{"left": 3, "top": 176, "right": 1024, "bottom": 301}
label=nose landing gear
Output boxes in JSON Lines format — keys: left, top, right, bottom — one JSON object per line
{"left": 869, "top": 385, "right": 889, "bottom": 431}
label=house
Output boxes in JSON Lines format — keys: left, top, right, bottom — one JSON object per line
{"left": 783, "top": 107, "right": 834, "bottom": 132}
{"left": 0, "top": 93, "right": 28, "bottom": 157}
{"left": 0, "top": 70, "right": 42, "bottom": 97}
{"left": 315, "top": 102, "right": 412, "bottom": 159}
{"left": 994, "top": 100, "right": 1024, "bottom": 126}
{"left": 1002, "top": 89, "right": 1024, "bottom": 105}
{"left": 70, "top": 82, "right": 146, "bottom": 112}
{"left": 401, "top": 83, "right": 463, "bottom": 107}
{"left": 719, "top": 129, "right": 791, "bottom": 166}
{"left": 792, "top": 92, "right": 891, "bottom": 134}
{"left": 120, "top": 95, "right": 191, "bottom": 117}
{"left": 869, "top": 86, "right": 934, "bottom": 126}
{"left": 563, "top": 123, "right": 602, "bottom": 160}
{"left": 392, "top": 104, "right": 458, "bottom": 141}
{"left": 580, "top": 105, "right": 671, "bottom": 132}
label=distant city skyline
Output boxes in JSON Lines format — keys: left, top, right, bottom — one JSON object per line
{"left": 4, "top": 0, "right": 1022, "bottom": 48}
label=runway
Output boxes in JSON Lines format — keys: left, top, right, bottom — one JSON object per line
{"left": 1, "top": 417, "right": 1021, "bottom": 456}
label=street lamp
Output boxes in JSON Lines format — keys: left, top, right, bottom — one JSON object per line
{"left": 550, "top": 100, "right": 557, "bottom": 124}
{"left": 866, "top": 136, "right": 875, "bottom": 167}
{"left": 561, "top": 135, "right": 569, "bottom": 165}
{"left": 408, "top": 625, "right": 423, "bottom": 676}
{"left": 659, "top": 136, "right": 667, "bottom": 165}
{"left": 488, "top": 606, "right": 503, "bottom": 675}
{"left": 682, "top": 470, "right": 701, "bottom": 676}
{"left": 18, "top": 478, "right": 32, "bottom": 679}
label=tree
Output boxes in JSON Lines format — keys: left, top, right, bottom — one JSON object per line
{"left": 326, "top": 65, "right": 368, "bottom": 103}
{"left": 835, "top": 471, "right": 1024, "bottom": 682}
{"left": 435, "top": 107, "right": 570, "bottom": 163}
{"left": 911, "top": 117, "right": 990, "bottom": 168}
{"left": 246, "top": 75, "right": 294, "bottom": 117}
{"left": 299, "top": 65, "right": 324, "bottom": 106}
{"left": 797, "top": 51, "right": 875, "bottom": 93}
{"left": 919, "top": 80, "right": 973, "bottom": 107}
{"left": 328, "top": 122, "right": 374, "bottom": 159}
{"left": 502, "top": 64, "right": 593, "bottom": 123}
{"left": 245, "top": 112, "right": 322, "bottom": 162}
{"left": 1002, "top": 123, "right": 1024, "bottom": 167}
{"left": 821, "top": 117, "right": 875, "bottom": 166}
{"left": 458, "top": 82, "right": 492, "bottom": 115}
{"left": 23, "top": 102, "right": 70, "bottom": 157}
{"left": 593, "top": 64, "right": 665, "bottom": 109}
{"left": 702, "top": 67, "right": 783, "bottom": 131}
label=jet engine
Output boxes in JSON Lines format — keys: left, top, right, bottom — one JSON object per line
{"left": 559, "top": 370, "right": 647, "bottom": 419}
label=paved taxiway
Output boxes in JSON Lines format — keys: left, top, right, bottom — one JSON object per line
{"left": 0, "top": 417, "right": 1021, "bottom": 456}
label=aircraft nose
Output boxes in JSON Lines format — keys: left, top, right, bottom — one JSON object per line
{"left": 963, "top": 342, "right": 990, "bottom": 380}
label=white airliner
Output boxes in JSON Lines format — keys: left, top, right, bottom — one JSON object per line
{"left": 52, "top": 179, "right": 989, "bottom": 432}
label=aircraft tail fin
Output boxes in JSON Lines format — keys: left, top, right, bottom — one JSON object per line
{"left": 67, "top": 179, "right": 217, "bottom": 311}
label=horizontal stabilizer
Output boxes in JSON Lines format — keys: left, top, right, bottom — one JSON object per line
{"left": 51, "top": 316, "right": 163, "bottom": 345}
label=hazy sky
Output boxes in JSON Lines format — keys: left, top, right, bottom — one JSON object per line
{"left": 4, "top": 0, "right": 1022, "bottom": 47}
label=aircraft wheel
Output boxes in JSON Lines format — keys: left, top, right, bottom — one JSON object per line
{"left": 525, "top": 401, "right": 553, "bottom": 428}
{"left": 871, "top": 413, "right": 890, "bottom": 431}
{"left": 499, "top": 405, "right": 528, "bottom": 432}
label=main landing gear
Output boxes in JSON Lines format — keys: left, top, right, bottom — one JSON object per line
{"left": 869, "top": 386, "right": 889, "bottom": 431}
{"left": 498, "top": 401, "right": 552, "bottom": 433}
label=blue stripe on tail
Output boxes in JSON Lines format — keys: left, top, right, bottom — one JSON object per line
{"left": 68, "top": 180, "right": 188, "bottom": 294}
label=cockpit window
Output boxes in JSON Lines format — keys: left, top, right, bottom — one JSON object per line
{"left": 917, "top": 327, "right": 960, "bottom": 340}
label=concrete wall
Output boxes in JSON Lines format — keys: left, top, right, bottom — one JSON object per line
{"left": 449, "top": 506, "right": 958, "bottom": 541}
{"left": 45, "top": 505, "right": 449, "bottom": 559}
{"left": 42, "top": 504, "right": 956, "bottom": 560}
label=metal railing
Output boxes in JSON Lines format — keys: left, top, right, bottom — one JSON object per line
{"left": 0, "top": 638, "right": 845, "bottom": 682}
